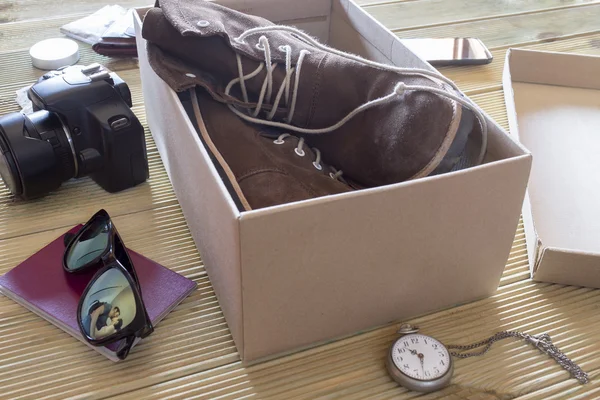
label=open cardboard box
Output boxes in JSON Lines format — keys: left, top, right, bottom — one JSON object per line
{"left": 134, "top": 0, "right": 531, "bottom": 361}
{"left": 504, "top": 49, "right": 600, "bottom": 288}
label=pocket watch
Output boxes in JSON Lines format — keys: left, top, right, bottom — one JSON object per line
{"left": 386, "top": 323, "right": 589, "bottom": 393}
{"left": 386, "top": 324, "right": 453, "bottom": 392}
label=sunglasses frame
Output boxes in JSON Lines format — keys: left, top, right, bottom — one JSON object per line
{"left": 63, "top": 209, "right": 153, "bottom": 360}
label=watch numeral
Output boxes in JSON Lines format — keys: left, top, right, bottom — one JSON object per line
{"left": 434, "top": 367, "right": 440, "bottom": 374}
{"left": 413, "top": 369, "right": 419, "bottom": 375}
{"left": 440, "top": 360, "right": 445, "bottom": 366}
{"left": 433, "top": 344, "right": 438, "bottom": 349}
{"left": 398, "top": 348, "right": 405, "bottom": 354}
{"left": 411, "top": 338, "right": 419, "bottom": 344}
{"left": 424, "top": 339, "right": 428, "bottom": 345}
{"left": 403, "top": 364, "right": 409, "bottom": 369}
{"left": 438, "top": 352, "right": 445, "bottom": 357}
{"left": 403, "top": 341, "right": 409, "bottom": 347}
{"left": 424, "top": 371, "right": 431, "bottom": 377}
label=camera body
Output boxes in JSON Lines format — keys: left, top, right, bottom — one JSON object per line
{"left": 28, "top": 65, "right": 149, "bottom": 194}
{"left": 0, "top": 64, "right": 148, "bottom": 199}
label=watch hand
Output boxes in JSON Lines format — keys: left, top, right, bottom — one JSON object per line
{"left": 418, "top": 353, "right": 425, "bottom": 374}
{"left": 409, "top": 349, "right": 418, "bottom": 355}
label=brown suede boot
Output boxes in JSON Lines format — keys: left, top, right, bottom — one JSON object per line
{"left": 143, "top": 1, "right": 487, "bottom": 188}
{"left": 181, "top": 87, "right": 353, "bottom": 210}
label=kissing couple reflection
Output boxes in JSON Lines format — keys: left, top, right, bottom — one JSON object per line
{"left": 82, "top": 301, "right": 123, "bottom": 339}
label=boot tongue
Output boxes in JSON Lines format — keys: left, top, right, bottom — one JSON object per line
{"left": 224, "top": 38, "right": 326, "bottom": 125}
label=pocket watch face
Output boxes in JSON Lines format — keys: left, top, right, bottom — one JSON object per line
{"left": 391, "top": 334, "right": 451, "bottom": 380}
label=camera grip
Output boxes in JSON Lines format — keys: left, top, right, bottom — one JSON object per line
{"left": 85, "top": 104, "right": 148, "bottom": 192}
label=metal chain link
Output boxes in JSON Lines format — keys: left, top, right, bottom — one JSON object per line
{"left": 447, "top": 331, "right": 589, "bottom": 384}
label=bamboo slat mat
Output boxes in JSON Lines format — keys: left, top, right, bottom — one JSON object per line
{"left": 1, "top": 1, "right": 599, "bottom": 399}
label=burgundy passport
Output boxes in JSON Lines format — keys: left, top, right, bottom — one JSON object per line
{"left": 0, "top": 225, "right": 196, "bottom": 361}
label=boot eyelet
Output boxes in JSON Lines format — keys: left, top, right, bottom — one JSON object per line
{"left": 197, "top": 20, "right": 210, "bottom": 28}
{"left": 313, "top": 162, "right": 322, "bottom": 171}
{"left": 185, "top": 73, "right": 196, "bottom": 78}
{"left": 329, "top": 172, "right": 336, "bottom": 179}
{"left": 295, "top": 148, "right": 305, "bottom": 157}
{"left": 273, "top": 139, "right": 285, "bottom": 145}
{"left": 256, "top": 43, "right": 265, "bottom": 50}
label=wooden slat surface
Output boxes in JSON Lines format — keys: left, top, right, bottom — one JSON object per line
{"left": 111, "top": 280, "right": 600, "bottom": 400}
{"left": 363, "top": 0, "right": 599, "bottom": 32}
{"left": 0, "top": 0, "right": 151, "bottom": 23}
{"left": 1, "top": 0, "right": 599, "bottom": 399}
{"left": 394, "top": 5, "right": 600, "bottom": 49}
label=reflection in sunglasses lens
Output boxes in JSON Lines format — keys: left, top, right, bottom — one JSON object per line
{"left": 66, "top": 217, "right": 110, "bottom": 270}
{"left": 80, "top": 267, "right": 137, "bottom": 340}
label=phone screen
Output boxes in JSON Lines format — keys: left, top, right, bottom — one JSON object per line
{"left": 399, "top": 38, "right": 492, "bottom": 65}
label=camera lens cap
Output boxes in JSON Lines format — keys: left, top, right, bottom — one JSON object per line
{"left": 30, "top": 38, "right": 80, "bottom": 70}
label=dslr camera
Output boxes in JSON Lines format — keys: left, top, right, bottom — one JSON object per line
{"left": 0, "top": 64, "right": 148, "bottom": 199}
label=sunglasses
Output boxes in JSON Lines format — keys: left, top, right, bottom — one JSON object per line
{"left": 63, "top": 209, "right": 153, "bottom": 360}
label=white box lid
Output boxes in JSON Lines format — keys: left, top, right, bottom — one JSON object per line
{"left": 503, "top": 48, "right": 600, "bottom": 287}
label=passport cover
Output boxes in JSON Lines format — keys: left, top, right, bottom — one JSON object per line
{"left": 0, "top": 225, "right": 197, "bottom": 361}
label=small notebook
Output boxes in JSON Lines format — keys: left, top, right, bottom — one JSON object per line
{"left": 0, "top": 225, "right": 196, "bottom": 361}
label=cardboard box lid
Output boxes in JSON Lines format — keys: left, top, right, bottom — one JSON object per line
{"left": 503, "top": 48, "right": 600, "bottom": 288}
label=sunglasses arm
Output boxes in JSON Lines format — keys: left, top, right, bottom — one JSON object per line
{"left": 63, "top": 232, "right": 76, "bottom": 248}
{"left": 116, "top": 336, "right": 136, "bottom": 360}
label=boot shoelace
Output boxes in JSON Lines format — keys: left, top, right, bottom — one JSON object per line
{"left": 226, "top": 25, "right": 488, "bottom": 166}
{"left": 274, "top": 133, "right": 344, "bottom": 181}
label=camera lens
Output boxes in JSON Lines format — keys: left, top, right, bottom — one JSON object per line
{"left": 0, "top": 133, "right": 21, "bottom": 195}
{"left": 0, "top": 111, "right": 77, "bottom": 199}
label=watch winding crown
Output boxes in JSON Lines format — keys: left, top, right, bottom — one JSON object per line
{"left": 397, "top": 324, "right": 419, "bottom": 335}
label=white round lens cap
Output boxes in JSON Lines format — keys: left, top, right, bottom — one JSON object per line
{"left": 30, "top": 38, "right": 80, "bottom": 70}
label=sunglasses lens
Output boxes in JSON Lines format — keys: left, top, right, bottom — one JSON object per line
{"left": 65, "top": 215, "right": 110, "bottom": 271}
{"left": 80, "top": 266, "right": 137, "bottom": 341}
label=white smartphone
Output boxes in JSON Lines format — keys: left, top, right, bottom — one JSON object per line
{"left": 399, "top": 38, "right": 493, "bottom": 66}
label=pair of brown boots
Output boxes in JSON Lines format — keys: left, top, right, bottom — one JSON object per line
{"left": 143, "top": 0, "right": 487, "bottom": 210}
